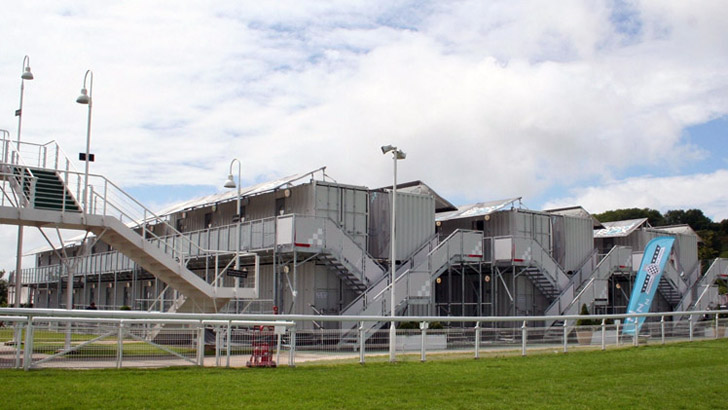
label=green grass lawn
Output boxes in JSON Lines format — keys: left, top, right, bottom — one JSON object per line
{"left": 3, "top": 339, "right": 727, "bottom": 409}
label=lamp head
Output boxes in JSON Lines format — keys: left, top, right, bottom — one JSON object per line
{"left": 381, "top": 145, "right": 395, "bottom": 154}
{"left": 21, "top": 66, "right": 34, "bottom": 80}
{"left": 395, "top": 150, "right": 406, "bottom": 160}
{"left": 223, "top": 174, "right": 236, "bottom": 189}
{"left": 76, "top": 88, "right": 90, "bottom": 104}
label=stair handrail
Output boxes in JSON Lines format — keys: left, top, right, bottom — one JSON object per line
{"left": 374, "top": 229, "right": 477, "bottom": 303}
{"left": 337, "top": 230, "right": 482, "bottom": 345}
{"left": 341, "top": 232, "right": 440, "bottom": 314}
{"left": 675, "top": 258, "right": 727, "bottom": 313}
{"left": 4, "top": 139, "right": 239, "bottom": 288}
{"left": 544, "top": 245, "right": 631, "bottom": 318}
{"left": 514, "top": 235, "right": 570, "bottom": 290}
{"left": 287, "top": 214, "right": 384, "bottom": 286}
{"left": 0, "top": 137, "right": 38, "bottom": 208}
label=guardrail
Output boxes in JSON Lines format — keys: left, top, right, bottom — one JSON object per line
{"left": 1, "top": 308, "right": 725, "bottom": 370}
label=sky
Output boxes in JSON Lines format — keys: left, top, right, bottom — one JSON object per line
{"left": 1, "top": 1, "right": 728, "bottom": 273}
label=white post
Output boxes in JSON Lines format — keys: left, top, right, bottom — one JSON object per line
{"left": 474, "top": 322, "right": 481, "bottom": 359}
{"left": 661, "top": 316, "right": 666, "bottom": 344}
{"left": 15, "top": 56, "right": 33, "bottom": 309}
{"left": 615, "top": 319, "right": 620, "bottom": 346}
{"left": 359, "top": 321, "right": 365, "bottom": 365}
{"left": 197, "top": 322, "right": 205, "bottom": 366}
{"left": 23, "top": 318, "right": 34, "bottom": 371}
{"left": 715, "top": 313, "right": 720, "bottom": 340}
{"left": 116, "top": 321, "right": 124, "bottom": 369}
{"left": 288, "top": 325, "right": 296, "bottom": 368}
{"left": 76, "top": 70, "right": 94, "bottom": 213}
{"left": 389, "top": 152, "right": 397, "bottom": 363}
{"left": 14, "top": 323, "right": 23, "bottom": 369}
{"left": 521, "top": 320, "right": 527, "bottom": 356}
{"left": 601, "top": 318, "right": 606, "bottom": 351}
{"left": 563, "top": 320, "right": 568, "bottom": 353}
{"left": 420, "top": 321, "right": 427, "bottom": 362}
{"left": 226, "top": 321, "right": 231, "bottom": 368}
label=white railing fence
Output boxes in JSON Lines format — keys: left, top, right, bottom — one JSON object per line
{"left": 1, "top": 308, "right": 725, "bottom": 370}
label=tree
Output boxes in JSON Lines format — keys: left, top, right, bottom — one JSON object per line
{"left": 0, "top": 278, "right": 7, "bottom": 307}
{"left": 594, "top": 208, "right": 665, "bottom": 226}
{"left": 664, "top": 209, "right": 715, "bottom": 230}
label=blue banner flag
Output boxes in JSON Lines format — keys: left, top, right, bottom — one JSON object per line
{"left": 622, "top": 237, "right": 675, "bottom": 336}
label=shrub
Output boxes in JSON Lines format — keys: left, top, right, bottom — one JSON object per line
{"left": 576, "top": 304, "right": 598, "bottom": 327}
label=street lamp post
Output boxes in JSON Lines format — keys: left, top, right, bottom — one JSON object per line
{"left": 224, "top": 159, "right": 242, "bottom": 289}
{"left": 14, "top": 55, "right": 33, "bottom": 308}
{"left": 381, "top": 144, "right": 406, "bottom": 362}
{"left": 76, "top": 69, "right": 94, "bottom": 213}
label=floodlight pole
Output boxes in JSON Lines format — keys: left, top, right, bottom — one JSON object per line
{"left": 224, "top": 159, "right": 242, "bottom": 289}
{"left": 382, "top": 144, "right": 405, "bottom": 362}
{"left": 76, "top": 70, "right": 94, "bottom": 214}
{"left": 15, "top": 55, "right": 33, "bottom": 307}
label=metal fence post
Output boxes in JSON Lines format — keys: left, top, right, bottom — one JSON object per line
{"left": 521, "top": 320, "right": 527, "bottom": 357}
{"left": 563, "top": 320, "right": 568, "bottom": 353}
{"left": 601, "top": 319, "right": 606, "bottom": 351}
{"left": 689, "top": 315, "right": 694, "bottom": 342}
{"left": 661, "top": 316, "right": 665, "bottom": 344}
{"left": 23, "top": 319, "right": 34, "bottom": 371}
{"left": 117, "top": 321, "right": 124, "bottom": 369}
{"left": 715, "top": 313, "right": 720, "bottom": 340}
{"left": 226, "top": 321, "right": 231, "bottom": 368}
{"left": 289, "top": 325, "right": 296, "bottom": 368}
{"left": 420, "top": 321, "right": 427, "bottom": 363}
{"left": 14, "top": 322, "right": 23, "bottom": 369}
{"left": 474, "top": 322, "right": 481, "bottom": 360}
{"left": 359, "top": 321, "right": 365, "bottom": 365}
{"left": 197, "top": 322, "right": 205, "bottom": 366}
{"left": 615, "top": 320, "right": 620, "bottom": 347}
{"left": 214, "top": 326, "right": 221, "bottom": 367}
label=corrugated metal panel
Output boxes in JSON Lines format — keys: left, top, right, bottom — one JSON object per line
{"left": 562, "top": 215, "right": 595, "bottom": 272}
{"left": 368, "top": 190, "right": 435, "bottom": 260}
{"left": 314, "top": 182, "right": 369, "bottom": 249}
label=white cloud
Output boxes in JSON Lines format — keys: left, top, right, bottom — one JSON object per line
{"left": 1, "top": 1, "right": 728, "bottom": 270}
{"left": 543, "top": 170, "right": 728, "bottom": 221}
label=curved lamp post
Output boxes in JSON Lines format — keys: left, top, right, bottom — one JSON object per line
{"left": 15, "top": 55, "right": 33, "bottom": 307}
{"left": 224, "top": 158, "right": 242, "bottom": 287}
{"left": 76, "top": 69, "right": 94, "bottom": 214}
{"left": 381, "top": 144, "right": 406, "bottom": 362}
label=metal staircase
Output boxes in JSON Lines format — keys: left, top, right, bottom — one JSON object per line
{"left": 10, "top": 167, "right": 82, "bottom": 212}
{"left": 504, "top": 236, "right": 571, "bottom": 299}
{"left": 276, "top": 214, "right": 385, "bottom": 292}
{"left": 673, "top": 258, "right": 728, "bottom": 325}
{"left": 656, "top": 262, "right": 690, "bottom": 306}
{"left": 337, "top": 230, "right": 483, "bottom": 347}
{"left": 545, "top": 246, "right": 633, "bottom": 328}
{"left": 0, "top": 138, "right": 253, "bottom": 313}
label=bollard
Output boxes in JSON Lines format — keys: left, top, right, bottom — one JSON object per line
{"left": 563, "top": 321, "right": 568, "bottom": 353}
{"left": 601, "top": 319, "right": 606, "bottom": 351}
